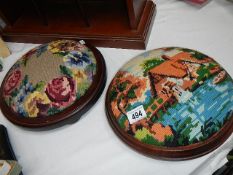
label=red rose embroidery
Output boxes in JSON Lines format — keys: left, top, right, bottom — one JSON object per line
{"left": 45, "top": 76, "right": 76, "bottom": 107}
{"left": 4, "top": 69, "right": 21, "bottom": 96}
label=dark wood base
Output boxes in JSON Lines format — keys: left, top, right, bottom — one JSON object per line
{"left": 0, "top": 42, "right": 107, "bottom": 129}
{"left": 0, "top": 1, "right": 156, "bottom": 49}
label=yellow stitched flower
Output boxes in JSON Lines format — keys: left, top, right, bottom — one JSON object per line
{"left": 72, "top": 69, "right": 87, "bottom": 85}
{"left": 24, "top": 91, "right": 50, "bottom": 118}
{"left": 48, "top": 41, "right": 61, "bottom": 53}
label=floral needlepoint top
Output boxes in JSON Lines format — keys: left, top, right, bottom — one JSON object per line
{"left": 3, "top": 40, "right": 97, "bottom": 118}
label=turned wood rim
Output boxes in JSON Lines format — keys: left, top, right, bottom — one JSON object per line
{"left": 0, "top": 42, "right": 106, "bottom": 128}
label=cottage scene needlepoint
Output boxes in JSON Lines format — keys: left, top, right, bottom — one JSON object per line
{"left": 106, "top": 47, "right": 233, "bottom": 159}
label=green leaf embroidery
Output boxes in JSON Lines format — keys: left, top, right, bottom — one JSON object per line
{"left": 35, "top": 81, "right": 46, "bottom": 91}
{"left": 23, "top": 75, "right": 29, "bottom": 86}
{"left": 10, "top": 88, "right": 19, "bottom": 98}
{"left": 60, "top": 65, "right": 73, "bottom": 77}
{"left": 47, "top": 107, "right": 61, "bottom": 116}
{"left": 54, "top": 51, "right": 68, "bottom": 57}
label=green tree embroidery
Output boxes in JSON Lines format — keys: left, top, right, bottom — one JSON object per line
{"left": 141, "top": 58, "right": 164, "bottom": 76}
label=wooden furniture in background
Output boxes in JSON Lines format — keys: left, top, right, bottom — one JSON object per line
{"left": 0, "top": 0, "right": 156, "bottom": 49}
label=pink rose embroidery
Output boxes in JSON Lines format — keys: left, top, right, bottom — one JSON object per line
{"left": 45, "top": 76, "right": 76, "bottom": 107}
{"left": 4, "top": 69, "right": 21, "bottom": 96}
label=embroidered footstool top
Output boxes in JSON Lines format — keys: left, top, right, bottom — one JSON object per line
{"left": 105, "top": 47, "right": 233, "bottom": 160}
{"left": 0, "top": 40, "right": 106, "bottom": 128}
